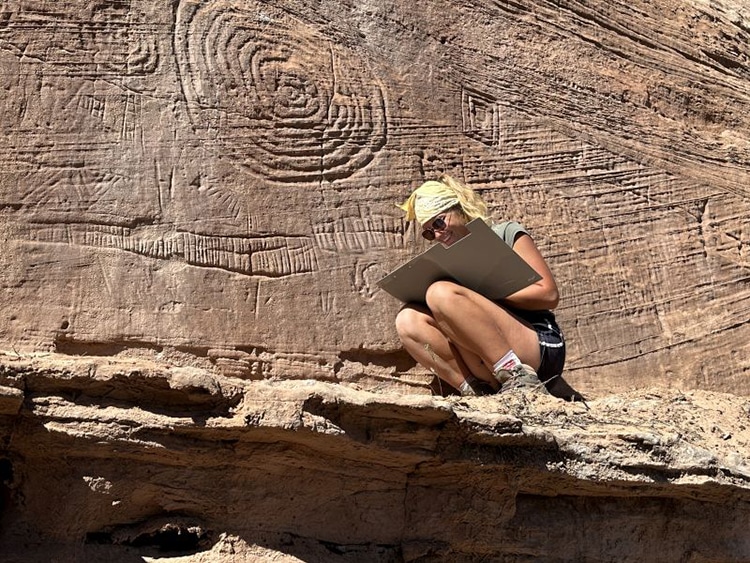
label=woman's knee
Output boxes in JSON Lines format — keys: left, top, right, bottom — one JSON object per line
{"left": 395, "top": 306, "right": 428, "bottom": 341}
{"left": 425, "top": 280, "right": 463, "bottom": 313}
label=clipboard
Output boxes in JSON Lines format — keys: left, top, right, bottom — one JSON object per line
{"left": 376, "top": 219, "right": 542, "bottom": 303}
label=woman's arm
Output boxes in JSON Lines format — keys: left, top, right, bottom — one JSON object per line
{"left": 502, "top": 233, "right": 559, "bottom": 310}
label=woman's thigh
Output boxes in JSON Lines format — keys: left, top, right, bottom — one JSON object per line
{"left": 460, "top": 289, "right": 542, "bottom": 369}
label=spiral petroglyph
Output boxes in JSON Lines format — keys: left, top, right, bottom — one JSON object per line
{"left": 175, "top": 0, "right": 387, "bottom": 182}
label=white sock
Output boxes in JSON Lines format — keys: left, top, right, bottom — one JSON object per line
{"left": 459, "top": 379, "right": 477, "bottom": 396}
{"left": 493, "top": 350, "right": 521, "bottom": 373}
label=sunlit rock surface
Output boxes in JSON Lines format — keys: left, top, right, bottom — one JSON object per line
{"left": 1, "top": 0, "right": 750, "bottom": 560}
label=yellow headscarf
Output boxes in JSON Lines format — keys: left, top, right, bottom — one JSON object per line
{"left": 398, "top": 180, "right": 459, "bottom": 225}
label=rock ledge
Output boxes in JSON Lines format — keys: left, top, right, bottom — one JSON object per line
{"left": 1, "top": 352, "right": 749, "bottom": 562}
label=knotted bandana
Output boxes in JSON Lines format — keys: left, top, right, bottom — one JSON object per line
{"left": 398, "top": 180, "right": 459, "bottom": 225}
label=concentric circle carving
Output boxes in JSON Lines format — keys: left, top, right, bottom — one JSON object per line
{"left": 175, "top": 1, "right": 387, "bottom": 182}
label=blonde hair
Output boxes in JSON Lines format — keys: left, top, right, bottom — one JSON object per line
{"left": 435, "top": 174, "right": 491, "bottom": 224}
{"left": 398, "top": 174, "right": 493, "bottom": 225}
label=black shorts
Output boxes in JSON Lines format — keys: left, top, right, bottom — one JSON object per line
{"left": 509, "top": 308, "right": 566, "bottom": 383}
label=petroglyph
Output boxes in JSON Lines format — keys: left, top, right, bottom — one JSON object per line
{"left": 207, "top": 348, "right": 268, "bottom": 380}
{"left": 462, "top": 87, "right": 502, "bottom": 148}
{"left": 175, "top": 0, "right": 387, "bottom": 182}
{"left": 354, "top": 261, "right": 389, "bottom": 301}
{"left": 20, "top": 222, "right": 317, "bottom": 278}
{"left": 11, "top": 165, "right": 146, "bottom": 222}
{"left": 0, "top": 1, "right": 159, "bottom": 77}
{"left": 207, "top": 347, "right": 340, "bottom": 381}
{"left": 313, "top": 214, "right": 406, "bottom": 253}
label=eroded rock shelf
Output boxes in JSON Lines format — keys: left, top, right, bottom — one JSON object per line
{"left": 1, "top": 352, "right": 749, "bottom": 561}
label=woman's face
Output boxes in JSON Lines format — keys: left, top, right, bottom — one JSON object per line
{"left": 421, "top": 207, "right": 470, "bottom": 247}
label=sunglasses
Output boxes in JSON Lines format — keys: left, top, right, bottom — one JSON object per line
{"left": 421, "top": 216, "right": 447, "bottom": 241}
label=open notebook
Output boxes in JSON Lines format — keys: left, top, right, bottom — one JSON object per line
{"left": 377, "top": 218, "right": 542, "bottom": 303}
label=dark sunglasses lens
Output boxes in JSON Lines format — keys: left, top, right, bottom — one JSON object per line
{"left": 433, "top": 217, "right": 446, "bottom": 231}
{"left": 422, "top": 229, "right": 435, "bottom": 241}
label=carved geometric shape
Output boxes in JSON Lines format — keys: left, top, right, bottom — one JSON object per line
{"left": 20, "top": 223, "right": 318, "bottom": 279}
{"left": 175, "top": 0, "right": 387, "bottom": 183}
{"left": 461, "top": 87, "right": 501, "bottom": 147}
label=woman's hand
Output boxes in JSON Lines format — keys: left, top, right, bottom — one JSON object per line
{"left": 503, "top": 234, "right": 560, "bottom": 310}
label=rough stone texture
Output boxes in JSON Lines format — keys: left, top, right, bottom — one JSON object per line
{"left": 0, "top": 0, "right": 748, "bottom": 397}
{"left": 1, "top": 352, "right": 750, "bottom": 562}
{"left": 1, "top": 0, "right": 750, "bottom": 560}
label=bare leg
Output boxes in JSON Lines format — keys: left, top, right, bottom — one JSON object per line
{"left": 395, "top": 305, "right": 500, "bottom": 392}
{"left": 451, "top": 342, "right": 497, "bottom": 388}
{"left": 395, "top": 304, "right": 470, "bottom": 391}
{"left": 424, "top": 280, "right": 541, "bottom": 371}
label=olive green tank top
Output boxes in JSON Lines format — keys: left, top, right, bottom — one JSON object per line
{"left": 491, "top": 221, "right": 528, "bottom": 248}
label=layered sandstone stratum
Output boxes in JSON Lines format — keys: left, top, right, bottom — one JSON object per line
{"left": 1, "top": 0, "right": 749, "bottom": 560}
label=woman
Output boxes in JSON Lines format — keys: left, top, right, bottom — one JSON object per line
{"left": 395, "top": 174, "right": 565, "bottom": 397}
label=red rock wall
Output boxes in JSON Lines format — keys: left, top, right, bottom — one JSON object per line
{"left": 0, "top": 0, "right": 749, "bottom": 397}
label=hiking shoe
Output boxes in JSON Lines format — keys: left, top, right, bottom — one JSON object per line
{"left": 459, "top": 376, "right": 496, "bottom": 396}
{"left": 494, "top": 363, "right": 549, "bottom": 394}
{"left": 458, "top": 379, "right": 477, "bottom": 396}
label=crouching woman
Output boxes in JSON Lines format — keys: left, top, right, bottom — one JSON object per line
{"left": 395, "top": 175, "right": 565, "bottom": 397}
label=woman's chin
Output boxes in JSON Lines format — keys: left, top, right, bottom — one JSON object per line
{"left": 439, "top": 232, "right": 466, "bottom": 247}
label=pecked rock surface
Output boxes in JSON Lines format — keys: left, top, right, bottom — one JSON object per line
{"left": 1, "top": 0, "right": 750, "bottom": 399}
{"left": 1, "top": 351, "right": 749, "bottom": 562}
{"left": 2, "top": 0, "right": 750, "bottom": 560}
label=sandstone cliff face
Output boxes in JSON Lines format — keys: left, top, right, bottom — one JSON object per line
{"left": 1, "top": 0, "right": 750, "bottom": 560}
{"left": 0, "top": 0, "right": 749, "bottom": 396}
